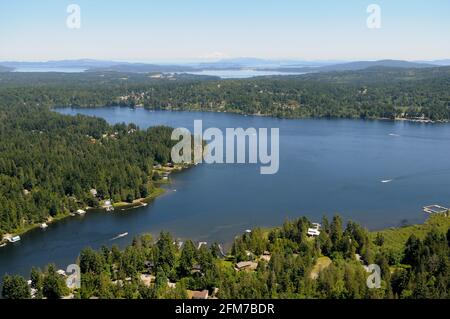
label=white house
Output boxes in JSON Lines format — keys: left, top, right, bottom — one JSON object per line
{"left": 307, "top": 228, "right": 321, "bottom": 237}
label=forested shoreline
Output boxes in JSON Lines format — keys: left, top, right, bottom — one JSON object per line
{"left": 1, "top": 66, "right": 449, "bottom": 121}
{"left": 2, "top": 213, "right": 449, "bottom": 299}
{"left": 0, "top": 97, "right": 178, "bottom": 237}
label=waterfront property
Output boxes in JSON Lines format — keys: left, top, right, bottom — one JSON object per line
{"left": 307, "top": 228, "right": 320, "bottom": 237}
{"left": 75, "top": 209, "right": 86, "bottom": 215}
{"left": 7, "top": 236, "right": 21, "bottom": 243}
{"left": 189, "top": 290, "right": 209, "bottom": 299}
{"left": 235, "top": 261, "right": 258, "bottom": 271}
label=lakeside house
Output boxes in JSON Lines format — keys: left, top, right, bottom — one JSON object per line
{"left": 197, "top": 242, "right": 207, "bottom": 249}
{"left": 57, "top": 269, "right": 67, "bottom": 277}
{"left": 191, "top": 264, "right": 203, "bottom": 275}
{"left": 307, "top": 228, "right": 320, "bottom": 237}
{"left": 6, "top": 235, "right": 21, "bottom": 243}
{"left": 235, "top": 261, "right": 258, "bottom": 271}
{"left": 103, "top": 199, "right": 114, "bottom": 212}
{"left": 167, "top": 281, "right": 177, "bottom": 289}
{"left": 75, "top": 209, "right": 86, "bottom": 215}
{"left": 189, "top": 290, "right": 209, "bottom": 299}
{"left": 312, "top": 223, "right": 322, "bottom": 229}
{"left": 140, "top": 274, "right": 156, "bottom": 287}
{"left": 260, "top": 251, "right": 271, "bottom": 262}
{"left": 307, "top": 222, "right": 322, "bottom": 237}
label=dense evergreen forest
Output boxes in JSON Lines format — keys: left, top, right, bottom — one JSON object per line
{"left": 0, "top": 95, "right": 177, "bottom": 236}
{"left": 3, "top": 214, "right": 449, "bottom": 299}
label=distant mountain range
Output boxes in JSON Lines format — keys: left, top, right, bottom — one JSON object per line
{"left": 0, "top": 58, "right": 448, "bottom": 74}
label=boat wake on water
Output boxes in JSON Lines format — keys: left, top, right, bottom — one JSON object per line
{"left": 380, "top": 167, "right": 450, "bottom": 185}
{"left": 110, "top": 232, "right": 129, "bottom": 241}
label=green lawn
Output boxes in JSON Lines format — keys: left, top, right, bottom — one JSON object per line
{"left": 370, "top": 213, "right": 450, "bottom": 253}
{"left": 310, "top": 256, "right": 332, "bottom": 279}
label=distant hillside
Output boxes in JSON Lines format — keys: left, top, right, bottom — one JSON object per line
{"left": 87, "top": 63, "right": 196, "bottom": 73}
{"left": 265, "top": 60, "right": 436, "bottom": 73}
{"left": 0, "top": 65, "right": 13, "bottom": 72}
{"left": 418, "top": 59, "right": 450, "bottom": 66}
{"left": 0, "top": 59, "right": 119, "bottom": 70}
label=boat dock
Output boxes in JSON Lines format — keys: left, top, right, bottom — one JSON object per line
{"left": 423, "top": 204, "right": 449, "bottom": 214}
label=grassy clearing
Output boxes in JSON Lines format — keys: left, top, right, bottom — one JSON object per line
{"left": 113, "top": 187, "right": 166, "bottom": 209}
{"left": 310, "top": 256, "right": 332, "bottom": 279}
{"left": 370, "top": 213, "right": 450, "bottom": 253}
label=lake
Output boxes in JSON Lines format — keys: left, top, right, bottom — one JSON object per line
{"left": 12, "top": 67, "right": 88, "bottom": 73}
{"left": 1, "top": 107, "right": 450, "bottom": 280}
{"left": 10, "top": 67, "right": 304, "bottom": 78}
{"left": 187, "top": 69, "right": 305, "bottom": 78}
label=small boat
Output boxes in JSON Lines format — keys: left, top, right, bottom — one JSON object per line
{"left": 40, "top": 223, "right": 48, "bottom": 229}
{"left": 8, "top": 236, "right": 21, "bottom": 243}
{"left": 0, "top": 243, "right": 6, "bottom": 248}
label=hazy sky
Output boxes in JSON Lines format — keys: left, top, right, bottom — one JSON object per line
{"left": 0, "top": 0, "right": 449, "bottom": 62}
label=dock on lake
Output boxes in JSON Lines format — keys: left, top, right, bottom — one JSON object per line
{"left": 423, "top": 205, "right": 449, "bottom": 214}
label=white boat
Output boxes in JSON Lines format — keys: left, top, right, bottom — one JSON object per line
{"left": 40, "top": 223, "right": 48, "bottom": 229}
{"left": 0, "top": 243, "right": 6, "bottom": 248}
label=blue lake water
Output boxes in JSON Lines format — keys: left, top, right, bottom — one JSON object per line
{"left": 9, "top": 67, "right": 303, "bottom": 78}
{"left": 1, "top": 107, "right": 450, "bottom": 280}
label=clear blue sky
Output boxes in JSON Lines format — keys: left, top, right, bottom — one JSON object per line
{"left": 0, "top": 0, "right": 449, "bottom": 61}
